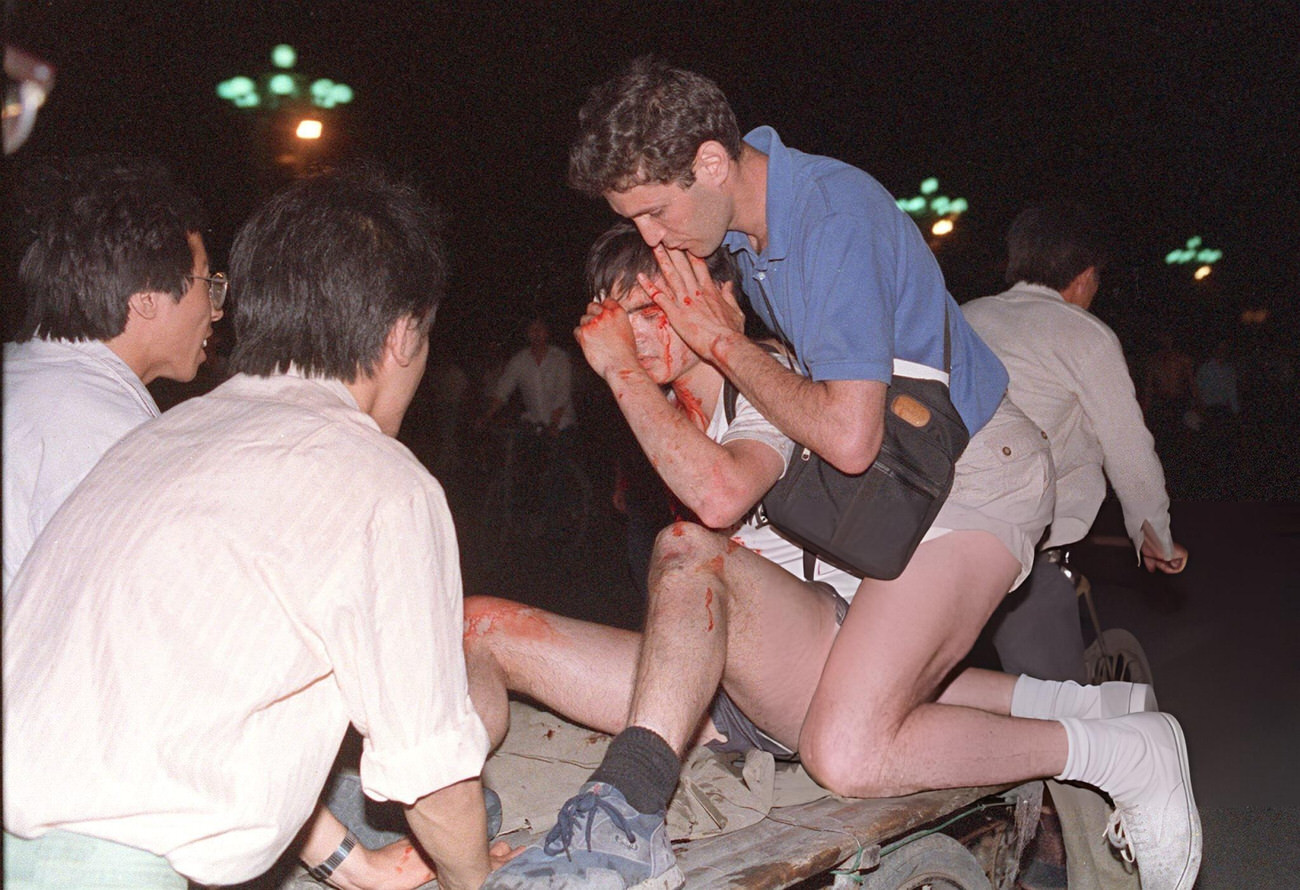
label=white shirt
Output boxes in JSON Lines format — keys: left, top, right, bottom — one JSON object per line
{"left": 493, "top": 345, "right": 575, "bottom": 429}
{"left": 3, "top": 338, "right": 160, "bottom": 590}
{"left": 3, "top": 371, "right": 489, "bottom": 884}
{"left": 962, "top": 283, "right": 1173, "bottom": 556}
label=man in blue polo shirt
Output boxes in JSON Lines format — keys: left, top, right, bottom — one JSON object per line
{"left": 484, "top": 58, "right": 1200, "bottom": 890}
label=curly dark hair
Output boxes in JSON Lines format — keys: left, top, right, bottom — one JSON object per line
{"left": 568, "top": 56, "right": 742, "bottom": 197}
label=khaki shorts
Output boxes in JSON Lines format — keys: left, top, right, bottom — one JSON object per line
{"left": 931, "top": 397, "right": 1055, "bottom": 588}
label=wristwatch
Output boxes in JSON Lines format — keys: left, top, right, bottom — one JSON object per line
{"left": 307, "top": 829, "right": 358, "bottom": 883}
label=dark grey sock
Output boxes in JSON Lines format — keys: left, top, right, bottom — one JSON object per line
{"left": 588, "top": 725, "right": 680, "bottom": 814}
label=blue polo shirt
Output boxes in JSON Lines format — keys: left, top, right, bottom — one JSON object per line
{"left": 723, "top": 127, "right": 1007, "bottom": 435}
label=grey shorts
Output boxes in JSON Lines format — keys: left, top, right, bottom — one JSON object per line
{"left": 705, "top": 581, "right": 848, "bottom": 761}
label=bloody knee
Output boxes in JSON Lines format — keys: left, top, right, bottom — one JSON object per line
{"left": 651, "top": 521, "right": 729, "bottom": 572}
{"left": 463, "top": 596, "right": 547, "bottom": 654}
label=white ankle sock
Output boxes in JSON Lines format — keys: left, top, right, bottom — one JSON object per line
{"left": 1055, "top": 715, "right": 1148, "bottom": 800}
{"left": 1011, "top": 675, "right": 1089, "bottom": 719}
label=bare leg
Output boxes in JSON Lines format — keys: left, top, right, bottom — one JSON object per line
{"left": 798, "top": 531, "right": 1068, "bottom": 797}
{"left": 936, "top": 666, "right": 1018, "bottom": 714}
{"left": 627, "top": 522, "right": 842, "bottom": 754}
{"left": 463, "top": 596, "right": 642, "bottom": 748}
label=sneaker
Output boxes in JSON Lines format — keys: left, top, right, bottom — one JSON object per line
{"left": 1100, "top": 713, "right": 1201, "bottom": 890}
{"left": 485, "top": 786, "right": 503, "bottom": 840}
{"left": 482, "top": 782, "right": 684, "bottom": 890}
{"left": 326, "top": 770, "right": 504, "bottom": 845}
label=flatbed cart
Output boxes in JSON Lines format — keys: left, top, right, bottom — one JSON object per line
{"left": 277, "top": 780, "right": 1041, "bottom": 890}
{"left": 660, "top": 782, "right": 1042, "bottom": 890}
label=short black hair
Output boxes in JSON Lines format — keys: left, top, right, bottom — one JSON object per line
{"left": 13, "top": 155, "right": 205, "bottom": 342}
{"left": 1005, "top": 203, "right": 1108, "bottom": 291}
{"left": 569, "top": 56, "right": 742, "bottom": 197}
{"left": 227, "top": 164, "right": 447, "bottom": 381}
{"left": 585, "top": 221, "right": 736, "bottom": 303}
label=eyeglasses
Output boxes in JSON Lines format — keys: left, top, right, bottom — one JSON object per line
{"left": 187, "top": 272, "right": 228, "bottom": 310}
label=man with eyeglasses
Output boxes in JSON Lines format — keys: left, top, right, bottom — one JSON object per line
{"left": 3, "top": 156, "right": 224, "bottom": 591}
{"left": 5, "top": 166, "right": 519, "bottom": 889}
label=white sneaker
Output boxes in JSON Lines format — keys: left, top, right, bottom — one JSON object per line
{"left": 1100, "top": 712, "right": 1201, "bottom": 890}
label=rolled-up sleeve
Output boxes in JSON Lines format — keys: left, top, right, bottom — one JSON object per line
{"left": 322, "top": 480, "right": 490, "bottom": 805}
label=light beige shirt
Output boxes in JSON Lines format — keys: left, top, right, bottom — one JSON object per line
{"left": 962, "top": 283, "right": 1173, "bottom": 557}
{"left": 3, "top": 371, "right": 489, "bottom": 885}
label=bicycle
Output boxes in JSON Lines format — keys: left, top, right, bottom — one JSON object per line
{"left": 481, "top": 421, "right": 593, "bottom": 549}
{"left": 1055, "top": 548, "right": 1156, "bottom": 687}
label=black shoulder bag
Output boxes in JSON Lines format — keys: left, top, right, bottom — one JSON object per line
{"left": 725, "top": 307, "right": 969, "bottom": 581}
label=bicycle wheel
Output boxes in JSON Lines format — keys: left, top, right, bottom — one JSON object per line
{"left": 1085, "top": 628, "right": 1155, "bottom": 685}
{"left": 853, "top": 834, "right": 993, "bottom": 890}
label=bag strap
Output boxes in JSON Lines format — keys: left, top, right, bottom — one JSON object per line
{"left": 722, "top": 341, "right": 784, "bottom": 424}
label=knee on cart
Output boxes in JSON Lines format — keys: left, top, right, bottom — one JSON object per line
{"left": 798, "top": 715, "right": 906, "bottom": 799}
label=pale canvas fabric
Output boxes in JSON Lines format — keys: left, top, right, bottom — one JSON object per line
{"left": 482, "top": 701, "right": 829, "bottom": 840}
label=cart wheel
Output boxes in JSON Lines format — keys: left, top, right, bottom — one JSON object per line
{"left": 854, "top": 833, "right": 993, "bottom": 890}
{"left": 1085, "top": 628, "right": 1155, "bottom": 685}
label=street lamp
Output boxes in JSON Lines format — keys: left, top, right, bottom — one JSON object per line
{"left": 897, "top": 177, "right": 968, "bottom": 245}
{"left": 216, "top": 45, "right": 356, "bottom": 175}
{"left": 1165, "top": 236, "right": 1223, "bottom": 280}
{"left": 216, "top": 45, "right": 355, "bottom": 113}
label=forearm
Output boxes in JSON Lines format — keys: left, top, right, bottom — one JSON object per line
{"left": 406, "top": 778, "right": 491, "bottom": 890}
{"left": 300, "top": 806, "right": 430, "bottom": 890}
{"left": 300, "top": 805, "right": 351, "bottom": 875}
{"left": 604, "top": 366, "right": 761, "bottom": 525}
{"left": 710, "top": 332, "right": 883, "bottom": 474}
{"left": 1083, "top": 357, "right": 1174, "bottom": 553}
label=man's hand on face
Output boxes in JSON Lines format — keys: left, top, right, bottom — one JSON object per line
{"left": 639, "top": 245, "right": 745, "bottom": 363}
{"left": 574, "top": 297, "right": 641, "bottom": 380}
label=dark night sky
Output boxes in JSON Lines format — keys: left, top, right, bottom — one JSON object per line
{"left": 8, "top": 0, "right": 1300, "bottom": 354}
